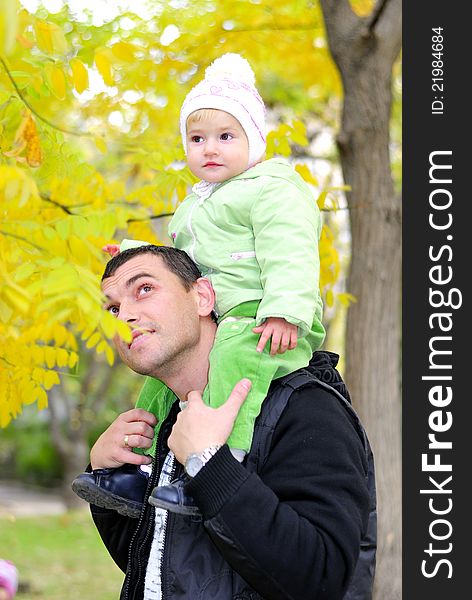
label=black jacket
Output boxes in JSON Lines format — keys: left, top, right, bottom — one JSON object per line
{"left": 91, "top": 352, "right": 373, "bottom": 599}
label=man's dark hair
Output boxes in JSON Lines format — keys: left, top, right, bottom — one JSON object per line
{"left": 102, "top": 245, "right": 202, "bottom": 291}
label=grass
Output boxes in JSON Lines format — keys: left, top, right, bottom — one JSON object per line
{"left": 0, "top": 510, "right": 124, "bottom": 599}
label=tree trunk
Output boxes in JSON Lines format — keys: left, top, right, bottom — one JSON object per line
{"left": 320, "top": 1, "right": 402, "bottom": 598}
{"left": 47, "top": 386, "right": 90, "bottom": 509}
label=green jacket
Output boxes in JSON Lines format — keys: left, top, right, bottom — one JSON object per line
{"left": 169, "top": 158, "right": 324, "bottom": 338}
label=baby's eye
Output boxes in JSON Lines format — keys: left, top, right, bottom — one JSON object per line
{"left": 107, "top": 305, "right": 119, "bottom": 316}
{"left": 220, "top": 132, "right": 233, "bottom": 141}
{"left": 191, "top": 135, "right": 204, "bottom": 143}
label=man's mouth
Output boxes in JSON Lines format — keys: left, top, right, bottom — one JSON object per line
{"left": 129, "top": 329, "right": 154, "bottom": 349}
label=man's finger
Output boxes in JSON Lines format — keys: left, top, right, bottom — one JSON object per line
{"left": 221, "top": 379, "right": 252, "bottom": 417}
{"left": 120, "top": 408, "right": 158, "bottom": 427}
{"left": 123, "top": 450, "right": 153, "bottom": 466}
{"left": 186, "top": 389, "right": 205, "bottom": 405}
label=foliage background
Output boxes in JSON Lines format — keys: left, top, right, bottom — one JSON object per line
{"left": 0, "top": 0, "right": 377, "bottom": 428}
{"left": 1, "top": 0, "right": 401, "bottom": 597}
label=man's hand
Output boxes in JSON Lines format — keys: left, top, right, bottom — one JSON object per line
{"left": 102, "top": 243, "right": 121, "bottom": 257}
{"left": 168, "top": 379, "right": 251, "bottom": 465}
{"left": 253, "top": 317, "right": 298, "bottom": 356}
{"left": 90, "top": 408, "right": 157, "bottom": 469}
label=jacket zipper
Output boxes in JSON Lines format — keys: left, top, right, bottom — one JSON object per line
{"left": 122, "top": 449, "right": 159, "bottom": 600}
{"left": 160, "top": 459, "right": 177, "bottom": 599}
{"left": 186, "top": 199, "right": 200, "bottom": 263}
{"left": 230, "top": 250, "right": 256, "bottom": 261}
{"left": 123, "top": 408, "right": 178, "bottom": 599}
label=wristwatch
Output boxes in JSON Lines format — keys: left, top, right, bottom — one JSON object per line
{"left": 185, "top": 445, "right": 222, "bottom": 478}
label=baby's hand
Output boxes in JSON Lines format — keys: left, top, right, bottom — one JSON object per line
{"left": 253, "top": 317, "right": 298, "bottom": 356}
{"left": 102, "top": 243, "right": 121, "bottom": 257}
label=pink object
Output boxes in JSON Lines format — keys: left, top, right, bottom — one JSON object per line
{"left": 0, "top": 560, "right": 18, "bottom": 599}
{"left": 180, "top": 53, "right": 266, "bottom": 168}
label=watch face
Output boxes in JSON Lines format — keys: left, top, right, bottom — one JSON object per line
{"left": 186, "top": 454, "right": 204, "bottom": 478}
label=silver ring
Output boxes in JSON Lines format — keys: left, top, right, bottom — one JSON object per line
{"left": 124, "top": 435, "right": 129, "bottom": 447}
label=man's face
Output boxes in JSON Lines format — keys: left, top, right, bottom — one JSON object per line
{"left": 102, "top": 254, "right": 202, "bottom": 377}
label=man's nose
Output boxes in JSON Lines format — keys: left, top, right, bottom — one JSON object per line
{"left": 118, "top": 300, "right": 138, "bottom": 323}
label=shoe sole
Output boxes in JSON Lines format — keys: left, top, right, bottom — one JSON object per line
{"left": 71, "top": 478, "right": 142, "bottom": 519}
{"left": 148, "top": 495, "right": 202, "bottom": 517}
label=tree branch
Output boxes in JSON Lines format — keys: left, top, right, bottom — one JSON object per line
{"left": 0, "top": 229, "right": 44, "bottom": 250}
{"left": 224, "top": 22, "right": 318, "bottom": 33}
{"left": 89, "top": 363, "right": 120, "bottom": 414}
{"left": 366, "top": 0, "right": 390, "bottom": 33}
{"left": 372, "top": 0, "right": 402, "bottom": 60}
{"left": 48, "top": 386, "right": 70, "bottom": 458}
{"left": 127, "top": 212, "right": 175, "bottom": 223}
{"left": 41, "top": 195, "right": 76, "bottom": 215}
{"left": 0, "top": 55, "right": 88, "bottom": 138}
{"left": 319, "top": 0, "right": 358, "bottom": 51}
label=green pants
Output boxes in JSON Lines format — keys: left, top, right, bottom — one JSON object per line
{"left": 135, "top": 301, "right": 324, "bottom": 456}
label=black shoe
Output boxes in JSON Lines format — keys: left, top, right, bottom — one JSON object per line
{"left": 148, "top": 474, "right": 201, "bottom": 516}
{"left": 71, "top": 464, "right": 150, "bottom": 518}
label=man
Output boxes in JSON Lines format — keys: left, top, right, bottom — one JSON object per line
{"left": 84, "top": 245, "right": 375, "bottom": 599}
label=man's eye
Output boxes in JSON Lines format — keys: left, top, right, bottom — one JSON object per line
{"left": 220, "top": 132, "right": 233, "bottom": 141}
{"left": 138, "top": 284, "right": 153, "bottom": 295}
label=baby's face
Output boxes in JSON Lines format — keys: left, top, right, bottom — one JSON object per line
{"left": 186, "top": 110, "right": 249, "bottom": 182}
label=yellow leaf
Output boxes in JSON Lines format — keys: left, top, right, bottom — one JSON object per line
{"left": 105, "top": 344, "right": 114, "bottom": 366}
{"left": 4, "top": 285, "right": 29, "bottom": 314}
{"left": 56, "top": 348, "right": 69, "bottom": 367}
{"left": 36, "top": 386, "right": 48, "bottom": 410}
{"left": 68, "top": 351, "right": 78, "bottom": 368}
{"left": 32, "top": 345, "right": 45, "bottom": 363}
{"left": 42, "top": 265, "right": 79, "bottom": 295}
{"left": 14, "top": 262, "right": 36, "bottom": 282}
{"left": 33, "top": 20, "right": 53, "bottom": 53}
{"left": 96, "top": 340, "right": 107, "bottom": 354}
{"left": 45, "top": 63, "right": 67, "bottom": 100}
{"left": 70, "top": 58, "right": 89, "bottom": 94}
{"left": 0, "top": 0, "right": 19, "bottom": 55}
{"left": 337, "top": 292, "right": 357, "bottom": 307}
{"left": 317, "top": 191, "right": 328, "bottom": 210}
{"left": 95, "top": 136, "right": 107, "bottom": 154}
{"left": 32, "top": 367, "right": 45, "bottom": 384}
{"left": 351, "top": 0, "right": 375, "bottom": 17}
{"left": 0, "top": 299, "right": 13, "bottom": 323}
{"left": 295, "top": 163, "right": 319, "bottom": 187}
{"left": 44, "top": 346, "right": 56, "bottom": 368}
{"left": 34, "top": 19, "right": 68, "bottom": 54}
{"left": 4, "top": 111, "right": 43, "bottom": 168}
{"left": 325, "top": 288, "right": 334, "bottom": 307}
{"left": 100, "top": 310, "right": 119, "bottom": 339}
{"left": 111, "top": 41, "right": 137, "bottom": 62}
{"left": 95, "top": 47, "right": 114, "bottom": 86}
{"left": 115, "top": 318, "right": 132, "bottom": 343}
{"left": 86, "top": 332, "right": 101, "bottom": 349}
{"left": 43, "top": 369, "right": 60, "bottom": 390}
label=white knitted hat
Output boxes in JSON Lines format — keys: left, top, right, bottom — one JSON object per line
{"left": 180, "top": 53, "right": 266, "bottom": 167}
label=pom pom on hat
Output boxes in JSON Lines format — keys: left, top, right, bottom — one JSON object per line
{"left": 180, "top": 53, "right": 266, "bottom": 168}
{"left": 205, "top": 53, "right": 256, "bottom": 86}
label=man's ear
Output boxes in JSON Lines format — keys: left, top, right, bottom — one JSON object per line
{"left": 194, "top": 277, "right": 216, "bottom": 317}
